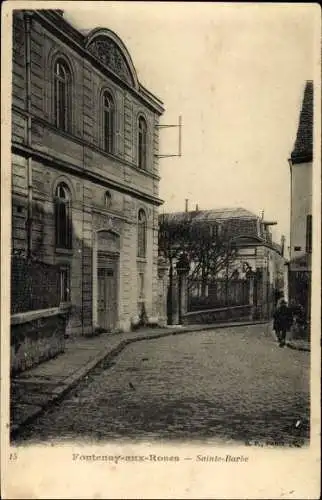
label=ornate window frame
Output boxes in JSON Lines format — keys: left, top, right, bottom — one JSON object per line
{"left": 104, "top": 190, "right": 112, "bottom": 209}
{"left": 138, "top": 115, "right": 148, "bottom": 170}
{"left": 53, "top": 57, "right": 72, "bottom": 133}
{"left": 54, "top": 182, "right": 72, "bottom": 250}
{"left": 137, "top": 208, "right": 147, "bottom": 258}
{"left": 102, "top": 90, "right": 115, "bottom": 154}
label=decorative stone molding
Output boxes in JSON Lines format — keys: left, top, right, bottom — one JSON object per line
{"left": 87, "top": 37, "right": 133, "bottom": 86}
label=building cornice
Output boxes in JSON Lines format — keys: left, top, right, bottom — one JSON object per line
{"left": 12, "top": 106, "right": 161, "bottom": 182}
{"left": 12, "top": 142, "right": 164, "bottom": 207}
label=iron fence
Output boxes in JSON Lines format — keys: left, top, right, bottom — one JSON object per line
{"left": 187, "top": 278, "right": 250, "bottom": 312}
{"left": 11, "top": 256, "right": 60, "bottom": 314}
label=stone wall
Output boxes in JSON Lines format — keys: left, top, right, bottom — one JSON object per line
{"left": 182, "top": 305, "right": 254, "bottom": 326}
{"left": 11, "top": 307, "right": 70, "bottom": 375}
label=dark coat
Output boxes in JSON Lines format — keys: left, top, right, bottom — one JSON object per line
{"left": 273, "top": 304, "right": 293, "bottom": 331}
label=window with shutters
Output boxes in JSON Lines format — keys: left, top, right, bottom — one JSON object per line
{"left": 102, "top": 91, "right": 115, "bottom": 153}
{"left": 54, "top": 59, "right": 71, "bottom": 132}
{"left": 55, "top": 183, "right": 72, "bottom": 249}
{"left": 137, "top": 209, "right": 147, "bottom": 258}
{"left": 306, "top": 214, "right": 312, "bottom": 254}
{"left": 138, "top": 116, "right": 147, "bottom": 169}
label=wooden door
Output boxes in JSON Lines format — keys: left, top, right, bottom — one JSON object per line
{"left": 97, "top": 267, "right": 117, "bottom": 330}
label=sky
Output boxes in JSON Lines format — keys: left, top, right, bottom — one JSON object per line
{"left": 63, "top": 2, "right": 318, "bottom": 247}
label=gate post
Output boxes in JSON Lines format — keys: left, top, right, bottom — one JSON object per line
{"left": 157, "top": 256, "right": 169, "bottom": 327}
{"left": 176, "top": 253, "right": 190, "bottom": 324}
{"left": 248, "top": 273, "right": 255, "bottom": 320}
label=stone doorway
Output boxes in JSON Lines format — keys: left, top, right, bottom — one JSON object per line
{"left": 93, "top": 230, "right": 120, "bottom": 331}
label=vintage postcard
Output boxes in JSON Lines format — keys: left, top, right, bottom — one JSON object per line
{"left": 1, "top": 1, "right": 321, "bottom": 498}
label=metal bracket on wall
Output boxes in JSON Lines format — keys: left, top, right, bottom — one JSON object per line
{"left": 155, "top": 115, "right": 182, "bottom": 158}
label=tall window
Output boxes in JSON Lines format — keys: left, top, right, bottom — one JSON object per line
{"left": 137, "top": 209, "right": 147, "bottom": 258}
{"left": 104, "top": 190, "right": 112, "bottom": 209}
{"left": 306, "top": 214, "right": 312, "bottom": 254}
{"left": 103, "top": 91, "right": 114, "bottom": 153}
{"left": 55, "top": 183, "right": 72, "bottom": 249}
{"left": 138, "top": 116, "right": 147, "bottom": 169}
{"left": 54, "top": 59, "right": 71, "bottom": 132}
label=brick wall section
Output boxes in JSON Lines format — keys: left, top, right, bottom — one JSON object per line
{"left": 12, "top": 12, "right": 26, "bottom": 109}
{"left": 124, "top": 94, "right": 133, "bottom": 162}
{"left": 153, "top": 115, "right": 160, "bottom": 178}
{"left": 151, "top": 207, "right": 160, "bottom": 317}
{"left": 83, "top": 62, "right": 94, "bottom": 142}
{"left": 82, "top": 187, "right": 93, "bottom": 329}
{"left": 30, "top": 19, "right": 45, "bottom": 117}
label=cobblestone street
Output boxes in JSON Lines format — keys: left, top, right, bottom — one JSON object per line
{"left": 14, "top": 325, "right": 310, "bottom": 446}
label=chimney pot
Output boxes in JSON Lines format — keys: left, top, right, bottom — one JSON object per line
{"left": 185, "top": 199, "right": 189, "bottom": 212}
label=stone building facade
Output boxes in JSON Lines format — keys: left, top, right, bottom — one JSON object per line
{"left": 288, "top": 80, "right": 313, "bottom": 320}
{"left": 11, "top": 10, "right": 164, "bottom": 335}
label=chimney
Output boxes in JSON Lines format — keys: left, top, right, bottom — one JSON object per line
{"left": 281, "top": 235, "right": 285, "bottom": 256}
{"left": 195, "top": 204, "right": 199, "bottom": 212}
{"left": 185, "top": 199, "right": 189, "bottom": 213}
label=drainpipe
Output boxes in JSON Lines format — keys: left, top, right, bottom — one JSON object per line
{"left": 25, "top": 12, "right": 33, "bottom": 259}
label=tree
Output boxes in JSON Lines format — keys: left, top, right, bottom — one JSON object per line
{"left": 158, "top": 213, "right": 239, "bottom": 297}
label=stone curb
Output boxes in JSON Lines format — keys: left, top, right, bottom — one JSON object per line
{"left": 286, "top": 342, "right": 310, "bottom": 352}
{"left": 10, "top": 320, "right": 267, "bottom": 439}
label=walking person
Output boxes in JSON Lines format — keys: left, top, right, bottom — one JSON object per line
{"left": 273, "top": 299, "right": 293, "bottom": 347}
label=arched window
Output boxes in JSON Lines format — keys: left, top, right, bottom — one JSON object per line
{"left": 104, "top": 190, "right": 112, "bottom": 209}
{"left": 103, "top": 91, "right": 114, "bottom": 153}
{"left": 54, "top": 59, "right": 71, "bottom": 132}
{"left": 138, "top": 116, "right": 147, "bottom": 169}
{"left": 137, "top": 209, "right": 147, "bottom": 258}
{"left": 55, "top": 183, "right": 72, "bottom": 249}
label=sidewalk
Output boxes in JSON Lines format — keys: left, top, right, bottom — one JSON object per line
{"left": 9, "top": 319, "right": 301, "bottom": 437}
{"left": 269, "top": 327, "right": 310, "bottom": 352}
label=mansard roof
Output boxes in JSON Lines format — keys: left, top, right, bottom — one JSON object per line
{"left": 160, "top": 207, "right": 282, "bottom": 254}
{"left": 161, "top": 207, "right": 258, "bottom": 224}
{"left": 291, "top": 80, "right": 313, "bottom": 164}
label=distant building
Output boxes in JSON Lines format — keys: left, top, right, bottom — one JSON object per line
{"left": 159, "top": 206, "right": 285, "bottom": 322}
{"left": 11, "top": 10, "right": 164, "bottom": 335}
{"left": 288, "top": 80, "right": 313, "bottom": 320}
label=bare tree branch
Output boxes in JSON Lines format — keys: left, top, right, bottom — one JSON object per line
{"left": 158, "top": 215, "right": 239, "bottom": 283}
